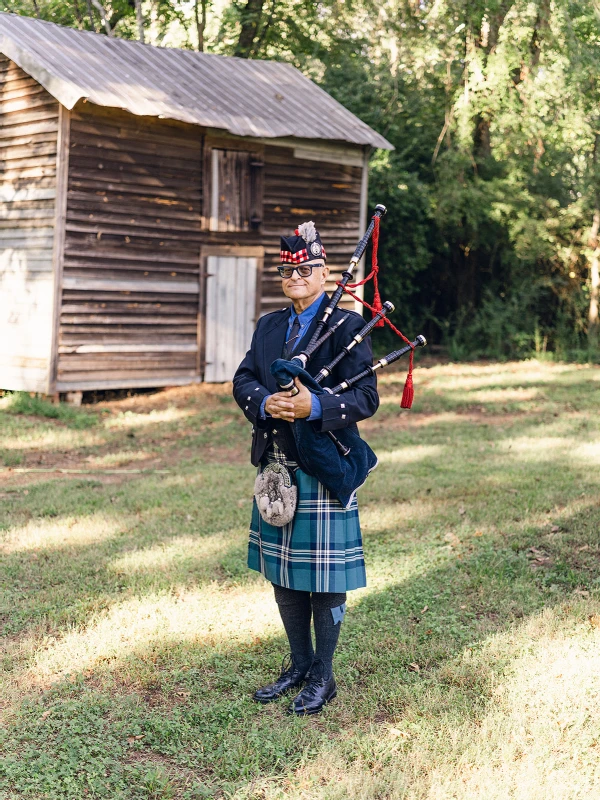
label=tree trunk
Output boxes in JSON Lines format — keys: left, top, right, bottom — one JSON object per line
{"left": 135, "top": 0, "right": 145, "bottom": 43}
{"left": 589, "top": 208, "right": 600, "bottom": 349}
{"left": 91, "top": 0, "right": 112, "bottom": 35}
{"left": 234, "top": 0, "right": 265, "bottom": 58}
{"left": 473, "top": 115, "right": 491, "bottom": 160}
{"left": 195, "top": 0, "right": 208, "bottom": 51}
{"left": 85, "top": 0, "right": 96, "bottom": 31}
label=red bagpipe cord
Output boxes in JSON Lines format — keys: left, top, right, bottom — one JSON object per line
{"left": 336, "top": 214, "right": 415, "bottom": 409}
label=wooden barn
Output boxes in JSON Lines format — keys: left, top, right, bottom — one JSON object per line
{"left": 0, "top": 12, "right": 392, "bottom": 394}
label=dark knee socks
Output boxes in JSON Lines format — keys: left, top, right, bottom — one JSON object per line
{"left": 272, "top": 584, "right": 314, "bottom": 673}
{"left": 272, "top": 584, "right": 347, "bottom": 680}
{"left": 311, "top": 592, "right": 346, "bottom": 680}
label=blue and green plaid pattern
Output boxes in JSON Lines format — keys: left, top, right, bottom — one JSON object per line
{"left": 248, "top": 447, "right": 367, "bottom": 593}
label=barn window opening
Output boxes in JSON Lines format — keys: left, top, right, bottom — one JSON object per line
{"left": 209, "top": 148, "right": 262, "bottom": 232}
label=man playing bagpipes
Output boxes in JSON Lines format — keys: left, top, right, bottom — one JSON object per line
{"left": 233, "top": 220, "right": 379, "bottom": 715}
{"left": 233, "top": 212, "right": 425, "bottom": 715}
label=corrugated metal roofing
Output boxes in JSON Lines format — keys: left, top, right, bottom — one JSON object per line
{"left": 0, "top": 12, "right": 393, "bottom": 150}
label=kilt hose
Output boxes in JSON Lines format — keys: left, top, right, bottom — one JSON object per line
{"left": 248, "top": 445, "right": 367, "bottom": 593}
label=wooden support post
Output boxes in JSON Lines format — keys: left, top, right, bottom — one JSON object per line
{"left": 49, "top": 105, "right": 70, "bottom": 395}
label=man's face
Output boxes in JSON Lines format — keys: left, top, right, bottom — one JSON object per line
{"left": 281, "top": 264, "right": 329, "bottom": 305}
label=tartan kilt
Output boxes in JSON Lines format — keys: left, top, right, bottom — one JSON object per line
{"left": 248, "top": 452, "right": 367, "bottom": 593}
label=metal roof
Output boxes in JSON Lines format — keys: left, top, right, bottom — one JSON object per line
{"left": 0, "top": 12, "right": 393, "bottom": 150}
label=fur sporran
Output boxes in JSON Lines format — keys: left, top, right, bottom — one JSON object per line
{"left": 254, "top": 462, "right": 297, "bottom": 527}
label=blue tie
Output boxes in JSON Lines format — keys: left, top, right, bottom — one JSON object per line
{"left": 283, "top": 317, "right": 301, "bottom": 359}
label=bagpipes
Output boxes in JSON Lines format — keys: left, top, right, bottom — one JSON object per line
{"left": 270, "top": 205, "right": 427, "bottom": 507}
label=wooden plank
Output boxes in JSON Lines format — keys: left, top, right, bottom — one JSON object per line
{"left": 61, "top": 301, "right": 197, "bottom": 314}
{"left": 1, "top": 143, "right": 58, "bottom": 162}
{"left": 61, "top": 291, "right": 198, "bottom": 304}
{"left": 60, "top": 314, "right": 197, "bottom": 325}
{"left": 0, "top": 75, "right": 46, "bottom": 95}
{"left": 68, "top": 150, "right": 201, "bottom": 177}
{"left": 204, "top": 255, "right": 218, "bottom": 381}
{"left": 65, "top": 212, "right": 202, "bottom": 236}
{"left": 58, "top": 356, "right": 197, "bottom": 372}
{"left": 63, "top": 266, "right": 199, "bottom": 282}
{"left": 69, "top": 149, "right": 202, "bottom": 175}
{"left": 61, "top": 276, "right": 199, "bottom": 294}
{"left": 67, "top": 168, "right": 200, "bottom": 194}
{"left": 1, "top": 94, "right": 61, "bottom": 116}
{"left": 57, "top": 366, "right": 197, "bottom": 380}
{"left": 0, "top": 205, "right": 56, "bottom": 219}
{"left": 64, "top": 221, "right": 202, "bottom": 240}
{"left": 0, "top": 186, "right": 56, "bottom": 202}
{"left": 0, "top": 121, "right": 60, "bottom": 142}
{"left": 48, "top": 105, "right": 69, "bottom": 394}
{"left": 0, "top": 107, "right": 59, "bottom": 129}
{"left": 63, "top": 245, "right": 200, "bottom": 265}
{"left": 65, "top": 193, "right": 201, "bottom": 220}
{"left": 59, "top": 333, "right": 197, "bottom": 345}
{"left": 59, "top": 325, "right": 198, "bottom": 336}
{"left": 55, "top": 375, "right": 201, "bottom": 391}
{"left": 69, "top": 123, "right": 202, "bottom": 153}
{"left": 59, "top": 343, "right": 198, "bottom": 354}
{"left": 0, "top": 227, "right": 54, "bottom": 241}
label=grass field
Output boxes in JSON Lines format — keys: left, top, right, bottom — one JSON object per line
{"left": 1, "top": 360, "right": 600, "bottom": 799}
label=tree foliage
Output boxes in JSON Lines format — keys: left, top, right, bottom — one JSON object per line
{"left": 4, "top": 0, "right": 600, "bottom": 357}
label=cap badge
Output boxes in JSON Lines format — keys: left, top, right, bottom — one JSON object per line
{"left": 310, "top": 242, "right": 322, "bottom": 256}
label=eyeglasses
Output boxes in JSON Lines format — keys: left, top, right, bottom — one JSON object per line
{"left": 277, "top": 264, "right": 323, "bottom": 279}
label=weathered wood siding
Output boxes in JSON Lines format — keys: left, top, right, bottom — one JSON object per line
{"left": 56, "top": 105, "right": 365, "bottom": 389}
{"left": 0, "top": 56, "right": 58, "bottom": 392}
{"left": 261, "top": 144, "right": 364, "bottom": 315}
{"left": 57, "top": 104, "right": 203, "bottom": 390}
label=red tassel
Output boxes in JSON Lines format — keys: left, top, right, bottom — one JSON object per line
{"left": 400, "top": 372, "right": 414, "bottom": 409}
{"left": 370, "top": 216, "right": 385, "bottom": 327}
{"left": 294, "top": 228, "right": 300, "bottom": 235}
{"left": 401, "top": 349, "right": 415, "bottom": 408}
{"left": 373, "top": 284, "right": 385, "bottom": 328}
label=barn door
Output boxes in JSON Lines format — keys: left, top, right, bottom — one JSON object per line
{"left": 203, "top": 254, "right": 259, "bottom": 382}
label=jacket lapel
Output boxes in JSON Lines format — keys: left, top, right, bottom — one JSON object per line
{"left": 262, "top": 309, "right": 290, "bottom": 393}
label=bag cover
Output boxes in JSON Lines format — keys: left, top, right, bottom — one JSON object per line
{"left": 270, "top": 358, "right": 378, "bottom": 508}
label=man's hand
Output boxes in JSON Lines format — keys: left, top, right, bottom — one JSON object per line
{"left": 264, "top": 378, "right": 313, "bottom": 421}
{"left": 289, "top": 377, "right": 312, "bottom": 419}
{"left": 265, "top": 390, "right": 295, "bottom": 420}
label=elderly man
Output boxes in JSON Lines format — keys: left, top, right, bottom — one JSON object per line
{"left": 232, "top": 222, "right": 379, "bottom": 715}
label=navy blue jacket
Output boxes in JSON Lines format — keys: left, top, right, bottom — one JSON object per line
{"left": 232, "top": 293, "right": 379, "bottom": 468}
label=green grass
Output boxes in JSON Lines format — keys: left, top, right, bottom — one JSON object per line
{"left": 3, "top": 392, "right": 99, "bottom": 430}
{"left": 1, "top": 362, "right": 600, "bottom": 799}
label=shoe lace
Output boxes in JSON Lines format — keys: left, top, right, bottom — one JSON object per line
{"left": 279, "top": 653, "right": 294, "bottom": 678}
{"left": 305, "top": 658, "right": 327, "bottom": 687}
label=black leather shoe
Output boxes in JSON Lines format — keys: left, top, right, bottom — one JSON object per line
{"left": 253, "top": 655, "right": 308, "bottom": 704}
{"left": 288, "top": 666, "right": 337, "bottom": 715}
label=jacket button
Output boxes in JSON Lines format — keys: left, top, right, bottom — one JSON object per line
{"left": 247, "top": 396, "right": 251, "bottom": 401}
{"left": 272, "top": 429, "right": 278, "bottom": 434}
{"left": 245, "top": 406, "right": 249, "bottom": 411}
{"left": 264, "top": 432, "right": 268, "bottom": 439}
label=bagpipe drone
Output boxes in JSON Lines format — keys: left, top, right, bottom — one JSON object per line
{"left": 270, "top": 205, "right": 427, "bottom": 508}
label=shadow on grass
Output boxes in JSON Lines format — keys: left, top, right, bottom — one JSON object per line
{"left": 1, "top": 496, "right": 599, "bottom": 798}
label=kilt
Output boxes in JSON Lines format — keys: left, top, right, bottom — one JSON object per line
{"left": 248, "top": 446, "right": 367, "bottom": 593}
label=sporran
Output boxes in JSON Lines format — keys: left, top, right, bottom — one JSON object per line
{"left": 254, "top": 461, "right": 297, "bottom": 527}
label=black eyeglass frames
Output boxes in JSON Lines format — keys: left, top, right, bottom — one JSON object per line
{"left": 277, "top": 264, "right": 323, "bottom": 279}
